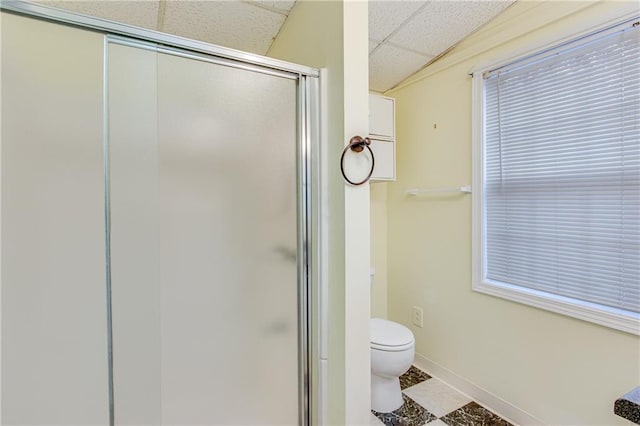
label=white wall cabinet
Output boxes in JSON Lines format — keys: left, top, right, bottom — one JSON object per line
{"left": 369, "top": 94, "right": 396, "bottom": 181}
{"left": 369, "top": 94, "right": 395, "bottom": 139}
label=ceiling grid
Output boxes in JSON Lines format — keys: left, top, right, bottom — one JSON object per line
{"left": 35, "top": 0, "right": 514, "bottom": 92}
{"left": 368, "top": 0, "right": 515, "bottom": 92}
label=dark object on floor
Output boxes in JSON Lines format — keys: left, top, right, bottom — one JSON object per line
{"left": 614, "top": 387, "right": 640, "bottom": 424}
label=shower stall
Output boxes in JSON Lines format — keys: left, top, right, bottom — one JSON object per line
{"left": 1, "top": 2, "right": 319, "bottom": 424}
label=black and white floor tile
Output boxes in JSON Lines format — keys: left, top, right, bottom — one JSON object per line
{"left": 371, "top": 366, "right": 514, "bottom": 426}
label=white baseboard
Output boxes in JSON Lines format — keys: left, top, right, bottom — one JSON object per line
{"left": 413, "top": 352, "right": 545, "bottom": 426}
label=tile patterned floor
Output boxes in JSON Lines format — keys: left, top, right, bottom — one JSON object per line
{"left": 371, "top": 366, "right": 514, "bottom": 426}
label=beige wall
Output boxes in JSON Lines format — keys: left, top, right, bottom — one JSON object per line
{"left": 385, "top": 1, "right": 640, "bottom": 425}
{"left": 268, "top": 1, "right": 371, "bottom": 424}
{"left": 371, "top": 183, "right": 388, "bottom": 319}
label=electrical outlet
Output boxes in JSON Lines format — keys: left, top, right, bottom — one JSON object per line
{"left": 412, "top": 306, "right": 423, "bottom": 328}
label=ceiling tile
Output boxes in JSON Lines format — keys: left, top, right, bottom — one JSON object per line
{"left": 163, "top": 1, "right": 286, "bottom": 55}
{"left": 36, "top": 0, "right": 513, "bottom": 94}
{"left": 370, "top": 39, "right": 381, "bottom": 53}
{"left": 250, "top": 0, "right": 296, "bottom": 13}
{"left": 37, "top": 0, "right": 160, "bottom": 30}
{"left": 390, "top": 1, "right": 513, "bottom": 56}
{"left": 369, "top": 43, "right": 432, "bottom": 92}
{"left": 369, "top": 0, "right": 424, "bottom": 42}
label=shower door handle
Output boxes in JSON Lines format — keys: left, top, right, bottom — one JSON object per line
{"left": 274, "top": 246, "right": 297, "bottom": 263}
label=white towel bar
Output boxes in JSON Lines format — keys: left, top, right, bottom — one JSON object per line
{"left": 406, "top": 185, "right": 471, "bottom": 196}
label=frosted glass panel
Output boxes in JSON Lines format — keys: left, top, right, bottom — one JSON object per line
{"left": 109, "top": 43, "right": 162, "bottom": 425}
{"left": 1, "top": 13, "right": 108, "bottom": 425}
{"left": 109, "top": 43, "right": 299, "bottom": 425}
{"left": 157, "top": 52, "right": 298, "bottom": 424}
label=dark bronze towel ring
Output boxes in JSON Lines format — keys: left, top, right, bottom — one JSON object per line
{"left": 341, "top": 136, "right": 375, "bottom": 186}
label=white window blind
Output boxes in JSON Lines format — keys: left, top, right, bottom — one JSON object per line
{"left": 482, "top": 20, "right": 640, "bottom": 316}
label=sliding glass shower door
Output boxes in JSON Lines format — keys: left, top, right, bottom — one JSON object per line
{"left": 108, "top": 40, "right": 302, "bottom": 425}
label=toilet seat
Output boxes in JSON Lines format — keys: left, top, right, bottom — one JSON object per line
{"left": 371, "top": 318, "right": 415, "bottom": 352}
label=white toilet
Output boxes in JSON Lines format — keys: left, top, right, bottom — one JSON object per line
{"left": 370, "top": 318, "right": 415, "bottom": 413}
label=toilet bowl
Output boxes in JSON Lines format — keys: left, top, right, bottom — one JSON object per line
{"left": 370, "top": 318, "right": 415, "bottom": 413}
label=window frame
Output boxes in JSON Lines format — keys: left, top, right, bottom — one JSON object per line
{"left": 471, "top": 17, "right": 640, "bottom": 335}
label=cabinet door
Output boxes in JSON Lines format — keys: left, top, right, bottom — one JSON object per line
{"left": 369, "top": 94, "right": 395, "bottom": 139}
{"left": 370, "top": 139, "right": 396, "bottom": 180}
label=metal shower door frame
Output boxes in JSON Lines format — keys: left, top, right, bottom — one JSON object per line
{"left": 0, "top": 2, "right": 320, "bottom": 425}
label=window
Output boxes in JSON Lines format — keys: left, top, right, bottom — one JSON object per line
{"left": 472, "top": 18, "right": 640, "bottom": 334}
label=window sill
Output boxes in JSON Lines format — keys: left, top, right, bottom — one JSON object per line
{"left": 472, "top": 279, "right": 640, "bottom": 335}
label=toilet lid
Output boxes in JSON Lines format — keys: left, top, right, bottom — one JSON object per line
{"left": 371, "top": 318, "right": 414, "bottom": 348}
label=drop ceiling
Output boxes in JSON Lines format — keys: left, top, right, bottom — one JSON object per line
{"left": 35, "top": 0, "right": 514, "bottom": 92}
{"left": 369, "top": 0, "right": 514, "bottom": 91}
